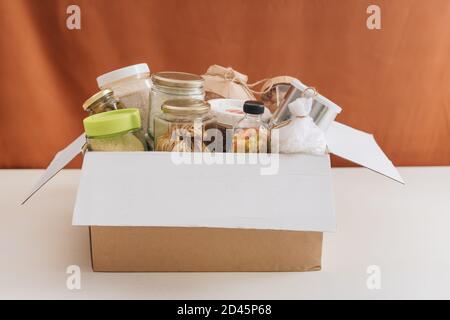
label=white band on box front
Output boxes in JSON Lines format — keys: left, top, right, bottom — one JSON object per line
{"left": 72, "top": 152, "right": 337, "bottom": 232}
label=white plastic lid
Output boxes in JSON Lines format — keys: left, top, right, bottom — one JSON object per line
{"left": 97, "top": 63, "right": 150, "bottom": 88}
{"left": 291, "top": 78, "right": 342, "bottom": 114}
{"left": 209, "top": 99, "right": 271, "bottom": 126}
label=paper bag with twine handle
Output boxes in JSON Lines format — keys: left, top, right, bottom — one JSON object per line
{"left": 258, "top": 75, "right": 300, "bottom": 113}
{"left": 202, "top": 65, "right": 300, "bottom": 112}
{"left": 202, "top": 65, "right": 257, "bottom": 101}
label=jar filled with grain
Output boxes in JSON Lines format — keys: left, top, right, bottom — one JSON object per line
{"left": 83, "top": 109, "right": 147, "bottom": 152}
{"left": 97, "top": 63, "right": 152, "bottom": 134}
{"left": 149, "top": 72, "right": 205, "bottom": 144}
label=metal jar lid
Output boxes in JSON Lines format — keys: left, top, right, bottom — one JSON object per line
{"left": 82, "top": 89, "right": 114, "bottom": 111}
{"left": 152, "top": 71, "right": 204, "bottom": 90}
{"left": 162, "top": 99, "right": 210, "bottom": 116}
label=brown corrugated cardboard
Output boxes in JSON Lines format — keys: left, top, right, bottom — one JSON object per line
{"left": 90, "top": 227, "right": 322, "bottom": 272}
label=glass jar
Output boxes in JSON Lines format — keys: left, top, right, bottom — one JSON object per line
{"left": 82, "top": 89, "right": 124, "bottom": 115}
{"left": 149, "top": 72, "right": 205, "bottom": 142}
{"left": 209, "top": 99, "right": 272, "bottom": 152}
{"left": 97, "top": 63, "right": 152, "bottom": 133}
{"left": 83, "top": 109, "right": 147, "bottom": 152}
{"left": 232, "top": 101, "right": 270, "bottom": 153}
{"left": 154, "top": 99, "right": 215, "bottom": 152}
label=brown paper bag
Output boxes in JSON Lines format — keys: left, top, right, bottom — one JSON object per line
{"left": 202, "top": 65, "right": 256, "bottom": 101}
{"left": 202, "top": 65, "right": 301, "bottom": 114}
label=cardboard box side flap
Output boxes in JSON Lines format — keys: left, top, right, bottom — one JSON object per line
{"left": 327, "top": 122, "right": 404, "bottom": 184}
{"left": 21, "top": 134, "right": 86, "bottom": 204}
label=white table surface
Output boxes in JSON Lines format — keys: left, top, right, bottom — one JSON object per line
{"left": 1, "top": 167, "right": 449, "bottom": 299}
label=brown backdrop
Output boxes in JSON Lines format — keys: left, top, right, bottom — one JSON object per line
{"left": 1, "top": 0, "right": 449, "bottom": 168}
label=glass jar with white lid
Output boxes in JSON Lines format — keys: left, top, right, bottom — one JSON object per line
{"left": 97, "top": 63, "right": 152, "bottom": 134}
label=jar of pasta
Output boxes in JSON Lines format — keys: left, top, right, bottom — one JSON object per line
{"left": 83, "top": 109, "right": 147, "bottom": 152}
{"left": 149, "top": 72, "right": 204, "bottom": 143}
{"left": 154, "top": 99, "right": 215, "bottom": 152}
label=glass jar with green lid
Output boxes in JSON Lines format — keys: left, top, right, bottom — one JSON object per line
{"left": 82, "top": 89, "right": 124, "bottom": 115}
{"left": 154, "top": 99, "right": 215, "bottom": 152}
{"left": 149, "top": 72, "right": 205, "bottom": 142}
{"left": 83, "top": 108, "right": 147, "bottom": 152}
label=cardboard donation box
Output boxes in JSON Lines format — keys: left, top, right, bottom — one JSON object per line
{"left": 23, "top": 123, "right": 403, "bottom": 272}
{"left": 23, "top": 79, "right": 404, "bottom": 272}
{"left": 78, "top": 152, "right": 333, "bottom": 272}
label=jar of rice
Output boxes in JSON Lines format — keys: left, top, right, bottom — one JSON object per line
{"left": 83, "top": 109, "right": 147, "bottom": 152}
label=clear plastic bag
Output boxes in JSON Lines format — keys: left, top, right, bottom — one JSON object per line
{"left": 275, "top": 96, "right": 327, "bottom": 155}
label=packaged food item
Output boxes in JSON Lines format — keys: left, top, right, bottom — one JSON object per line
{"left": 97, "top": 63, "right": 151, "bottom": 133}
{"left": 82, "top": 89, "right": 124, "bottom": 115}
{"left": 273, "top": 97, "right": 327, "bottom": 155}
{"left": 154, "top": 99, "right": 215, "bottom": 152}
{"left": 83, "top": 109, "right": 147, "bottom": 152}
{"left": 202, "top": 65, "right": 256, "bottom": 101}
{"left": 260, "top": 76, "right": 299, "bottom": 113}
{"left": 209, "top": 99, "right": 271, "bottom": 152}
{"left": 269, "top": 79, "right": 342, "bottom": 131}
{"left": 149, "top": 72, "right": 205, "bottom": 141}
{"left": 232, "top": 101, "right": 270, "bottom": 154}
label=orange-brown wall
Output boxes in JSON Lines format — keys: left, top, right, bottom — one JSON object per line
{"left": 0, "top": 0, "right": 449, "bottom": 168}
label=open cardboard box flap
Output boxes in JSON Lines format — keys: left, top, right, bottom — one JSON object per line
{"left": 326, "top": 122, "right": 404, "bottom": 184}
{"left": 21, "top": 134, "right": 86, "bottom": 205}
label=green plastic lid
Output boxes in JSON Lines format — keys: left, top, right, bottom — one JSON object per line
{"left": 83, "top": 108, "right": 141, "bottom": 137}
